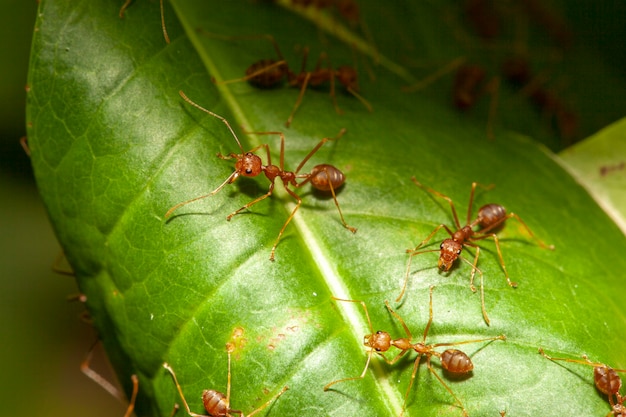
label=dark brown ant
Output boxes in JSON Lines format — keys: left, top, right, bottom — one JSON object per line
{"left": 399, "top": 179, "right": 554, "bottom": 324}
{"left": 539, "top": 348, "right": 626, "bottom": 416}
{"left": 324, "top": 286, "right": 506, "bottom": 416}
{"left": 119, "top": 0, "right": 170, "bottom": 44}
{"left": 402, "top": 58, "right": 500, "bottom": 140}
{"left": 163, "top": 345, "right": 288, "bottom": 417}
{"left": 165, "top": 91, "right": 356, "bottom": 261}
{"left": 206, "top": 32, "right": 372, "bottom": 127}
{"left": 501, "top": 56, "right": 578, "bottom": 142}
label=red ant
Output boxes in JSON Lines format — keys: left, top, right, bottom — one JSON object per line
{"left": 165, "top": 91, "right": 356, "bottom": 261}
{"left": 399, "top": 179, "right": 554, "bottom": 325}
{"left": 118, "top": 0, "right": 170, "bottom": 44}
{"left": 539, "top": 348, "right": 626, "bottom": 416}
{"left": 206, "top": 32, "right": 372, "bottom": 127}
{"left": 324, "top": 286, "right": 506, "bottom": 416}
{"left": 163, "top": 345, "right": 288, "bottom": 417}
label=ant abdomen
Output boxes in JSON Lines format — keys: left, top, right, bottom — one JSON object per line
{"left": 309, "top": 164, "right": 345, "bottom": 191}
{"left": 477, "top": 203, "right": 507, "bottom": 229}
{"left": 246, "top": 59, "right": 287, "bottom": 88}
{"left": 594, "top": 366, "right": 622, "bottom": 396}
{"left": 202, "top": 389, "right": 234, "bottom": 417}
{"left": 440, "top": 349, "right": 474, "bottom": 374}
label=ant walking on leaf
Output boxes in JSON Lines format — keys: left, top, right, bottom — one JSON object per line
{"left": 202, "top": 32, "right": 372, "bottom": 126}
{"left": 539, "top": 348, "right": 626, "bottom": 416}
{"left": 324, "top": 286, "right": 506, "bottom": 416}
{"left": 399, "top": 179, "right": 554, "bottom": 325}
{"left": 165, "top": 91, "right": 356, "bottom": 261}
{"left": 163, "top": 344, "right": 288, "bottom": 417}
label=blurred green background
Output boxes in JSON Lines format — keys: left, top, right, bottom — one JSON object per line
{"left": 1, "top": 0, "right": 624, "bottom": 416}
{"left": 0, "top": 0, "right": 129, "bottom": 415}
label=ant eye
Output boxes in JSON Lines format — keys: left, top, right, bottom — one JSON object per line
{"left": 457, "top": 249, "right": 462, "bottom": 255}
{"left": 440, "top": 242, "right": 444, "bottom": 249}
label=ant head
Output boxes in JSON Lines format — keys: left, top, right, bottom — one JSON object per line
{"left": 365, "top": 331, "right": 391, "bottom": 352}
{"left": 594, "top": 366, "right": 622, "bottom": 396}
{"left": 336, "top": 66, "right": 359, "bottom": 91}
{"left": 235, "top": 153, "right": 263, "bottom": 178}
{"left": 438, "top": 239, "right": 462, "bottom": 271}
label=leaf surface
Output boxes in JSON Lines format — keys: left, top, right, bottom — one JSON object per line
{"left": 27, "top": 0, "right": 626, "bottom": 416}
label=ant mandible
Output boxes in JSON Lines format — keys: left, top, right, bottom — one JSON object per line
{"left": 163, "top": 345, "right": 288, "bottom": 417}
{"left": 398, "top": 179, "right": 554, "bottom": 325}
{"left": 205, "top": 32, "right": 372, "bottom": 127}
{"left": 324, "top": 286, "right": 506, "bottom": 416}
{"left": 165, "top": 91, "right": 357, "bottom": 261}
{"left": 539, "top": 348, "right": 626, "bottom": 416}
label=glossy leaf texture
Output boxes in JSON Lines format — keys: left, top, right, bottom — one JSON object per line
{"left": 26, "top": 0, "right": 626, "bottom": 416}
{"left": 559, "top": 117, "right": 626, "bottom": 234}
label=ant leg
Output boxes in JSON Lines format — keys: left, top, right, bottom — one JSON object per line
{"left": 331, "top": 297, "right": 375, "bottom": 334}
{"left": 268, "top": 187, "right": 301, "bottom": 261}
{"left": 504, "top": 213, "right": 555, "bottom": 250}
{"left": 322, "top": 166, "right": 356, "bottom": 233}
{"left": 399, "top": 353, "right": 424, "bottom": 417}
{"left": 422, "top": 285, "right": 435, "bottom": 342}
{"left": 402, "top": 56, "right": 467, "bottom": 93}
{"left": 119, "top": 0, "right": 132, "bottom": 18}
{"left": 323, "top": 349, "right": 374, "bottom": 391}
{"left": 466, "top": 182, "right": 495, "bottom": 226}
{"left": 179, "top": 91, "right": 249, "bottom": 156}
{"left": 424, "top": 357, "right": 469, "bottom": 417}
{"left": 384, "top": 300, "right": 414, "bottom": 340}
{"left": 162, "top": 363, "right": 206, "bottom": 417}
{"left": 411, "top": 177, "right": 462, "bottom": 229}
{"left": 398, "top": 228, "right": 449, "bottom": 303}
{"left": 81, "top": 339, "right": 122, "bottom": 401}
{"left": 247, "top": 385, "right": 289, "bottom": 417}
{"left": 164, "top": 169, "right": 240, "bottom": 218}
{"left": 325, "top": 297, "right": 384, "bottom": 390}
{"left": 459, "top": 248, "right": 491, "bottom": 325}
{"left": 226, "top": 183, "right": 276, "bottom": 221}
{"left": 294, "top": 129, "right": 346, "bottom": 175}
{"left": 346, "top": 86, "right": 373, "bottom": 112}
{"left": 123, "top": 375, "right": 139, "bottom": 417}
{"left": 286, "top": 71, "right": 312, "bottom": 127}
{"left": 20, "top": 136, "right": 31, "bottom": 157}
{"left": 240, "top": 130, "right": 286, "bottom": 168}
{"left": 159, "top": 0, "right": 170, "bottom": 44}
{"left": 472, "top": 232, "right": 517, "bottom": 287}
{"left": 213, "top": 60, "right": 288, "bottom": 85}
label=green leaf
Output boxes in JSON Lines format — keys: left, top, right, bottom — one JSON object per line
{"left": 27, "top": 0, "right": 626, "bottom": 416}
{"left": 558, "top": 117, "right": 626, "bottom": 233}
